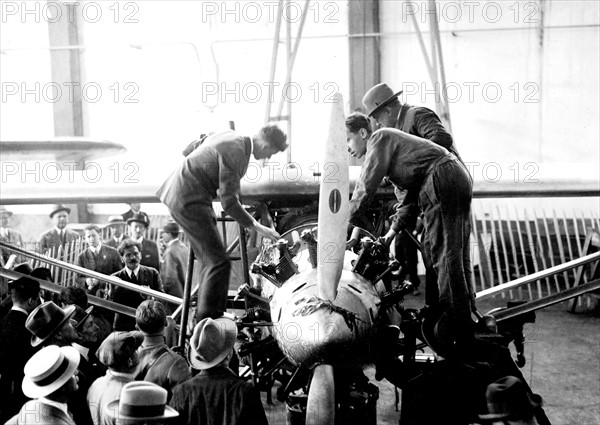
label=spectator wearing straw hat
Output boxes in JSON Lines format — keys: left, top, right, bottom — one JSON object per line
{"left": 159, "top": 221, "right": 188, "bottom": 300}
{"left": 105, "top": 215, "right": 129, "bottom": 249}
{"left": 169, "top": 315, "right": 268, "bottom": 425}
{"left": 87, "top": 331, "right": 144, "bottom": 425}
{"left": 105, "top": 381, "right": 179, "bottom": 424}
{"left": 127, "top": 213, "right": 160, "bottom": 272}
{"left": 25, "top": 301, "right": 100, "bottom": 425}
{"left": 0, "top": 206, "right": 23, "bottom": 265}
{"left": 0, "top": 277, "right": 41, "bottom": 422}
{"left": 38, "top": 204, "right": 80, "bottom": 255}
{"left": 77, "top": 224, "right": 122, "bottom": 297}
{"left": 134, "top": 300, "right": 190, "bottom": 399}
{"left": 5, "top": 345, "right": 81, "bottom": 425}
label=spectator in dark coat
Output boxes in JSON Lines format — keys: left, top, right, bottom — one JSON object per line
{"left": 169, "top": 315, "right": 268, "bottom": 425}
{"left": 126, "top": 214, "right": 160, "bottom": 271}
{"left": 104, "top": 215, "right": 129, "bottom": 249}
{"left": 77, "top": 224, "right": 122, "bottom": 297}
{"left": 0, "top": 277, "right": 41, "bottom": 422}
{"left": 111, "top": 240, "right": 163, "bottom": 331}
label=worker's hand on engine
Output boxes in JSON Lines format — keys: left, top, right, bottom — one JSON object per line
{"left": 254, "top": 222, "right": 281, "bottom": 241}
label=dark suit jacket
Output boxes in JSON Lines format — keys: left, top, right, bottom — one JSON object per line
{"left": 76, "top": 244, "right": 123, "bottom": 291}
{"left": 139, "top": 237, "right": 160, "bottom": 271}
{"left": 104, "top": 234, "right": 129, "bottom": 249}
{"left": 38, "top": 228, "right": 80, "bottom": 254}
{"left": 160, "top": 239, "right": 189, "bottom": 298}
{"left": 0, "top": 309, "right": 40, "bottom": 422}
{"left": 111, "top": 265, "right": 163, "bottom": 331}
{"left": 6, "top": 400, "right": 76, "bottom": 425}
{"left": 170, "top": 366, "right": 268, "bottom": 425}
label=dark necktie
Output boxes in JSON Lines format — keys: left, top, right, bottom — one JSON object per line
{"left": 131, "top": 272, "right": 138, "bottom": 284}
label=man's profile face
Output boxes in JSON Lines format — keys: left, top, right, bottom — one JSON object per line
{"left": 1, "top": 215, "right": 10, "bottom": 227}
{"left": 122, "top": 246, "right": 141, "bottom": 270}
{"left": 53, "top": 211, "right": 69, "bottom": 229}
{"left": 253, "top": 136, "right": 284, "bottom": 161}
{"left": 346, "top": 128, "right": 368, "bottom": 159}
{"left": 59, "top": 319, "right": 79, "bottom": 343}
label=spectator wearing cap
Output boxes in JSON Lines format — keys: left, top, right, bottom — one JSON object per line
{"left": 5, "top": 345, "right": 80, "bottom": 425}
{"left": 105, "top": 381, "right": 179, "bottom": 424}
{"left": 169, "top": 315, "right": 268, "bottom": 425}
{"left": 87, "top": 331, "right": 144, "bottom": 425}
{"left": 0, "top": 277, "right": 41, "bottom": 422}
{"left": 38, "top": 204, "right": 80, "bottom": 255}
{"left": 477, "top": 376, "right": 544, "bottom": 425}
{"left": 134, "top": 300, "right": 190, "bottom": 399}
{"left": 121, "top": 203, "right": 150, "bottom": 227}
{"left": 111, "top": 241, "right": 164, "bottom": 331}
{"left": 26, "top": 301, "right": 99, "bottom": 425}
{"left": 159, "top": 221, "right": 188, "bottom": 301}
{"left": 77, "top": 224, "right": 122, "bottom": 297}
{"left": 105, "top": 216, "right": 129, "bottom": 250}
{"left": 127, "top": 213, "right": 160, "bottom": 272}
{"left": 0, "top": 206, "right": 24, "bottom": 265}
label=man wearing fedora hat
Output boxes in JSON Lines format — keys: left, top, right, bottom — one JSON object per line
{"left": 157, "top": 125, "right": 287, "bottom": 321}
{"left": 5, "top": 345, "right": 80, "bottom": 425}
{"left": 169, "top": 316, "right": 268, "bottom": 425}
{"left": 0, "top": 206, "right": 24, "bottom": 265}
{"left": 105, "top": 215, "right": 129, "bottom": 250}
{"left": 159, "top": 221, "right": 188, "bottom": 300}
{"left": 477, "top": 376, "right": 543, "bottom": 425}
{"left": 26, "top": 301, "right": 101, "bottom": 425}
{"left": 38, "top": 204, "right": 81, "bottom": 255}
{"left": 0, "top": 277, "right": 41, "bottom": 422}
{"left": 127, "top": 213, "right": 160, "bottom": 272}
{"left": 105, "top": 381, "right": 179, "bottom": 424}
{"left": 121, "top": 203, "right": 150, "bottom": 227}
{"left": 346, "top": 113, "right": 477, "bottom": 355}
{"left": 362, "top": 83, "right": 458, "bottom": 156}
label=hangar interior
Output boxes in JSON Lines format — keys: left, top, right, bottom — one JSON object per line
{"left": 0, "top": 1, "right": 599, "bottom": 425}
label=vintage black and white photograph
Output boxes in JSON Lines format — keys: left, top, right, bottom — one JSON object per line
{"left": 1, "top": 1, "right": 599, "bottom": 424}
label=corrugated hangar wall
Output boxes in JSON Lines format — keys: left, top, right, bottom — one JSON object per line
{"left": 378, "top": 0, "right": 599, "bottom": 167}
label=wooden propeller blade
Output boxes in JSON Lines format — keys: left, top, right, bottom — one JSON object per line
{"left": 317, "top": 92, "right": 348, "bottom": 301}
{"left": 306, "top": 364, "right": 335, "bottom": 425}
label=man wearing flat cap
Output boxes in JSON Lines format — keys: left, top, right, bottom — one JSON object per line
{"left": 127, "top": 213, "right": 160, "bottom": 271}
{"left": 87, "top": 331, "right": 144, "bottom": 425}
{"left": 105, "top": 215, "right": 129, "bottom": 249}
{"left": 0, "top": 206, "right": 24, "bottom": 265}
{"left": 38, "top": 205, "right": 81, "bottom": 271}
{"left": 6, "top": 345, "right": 81, "bottom": 425}
{"left": 0, "top": 277, "right": 41, "bottom": 422}
{"left": 159, "top": 221, "right": 188, "bottom": 301}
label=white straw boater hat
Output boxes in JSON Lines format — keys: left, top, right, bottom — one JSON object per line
{"left": 105, "top": 381, "right": 179, "bottom": 423}
{"left": 189, "top": 316, "right": 237, "bottom": 370}
{"left": 22, "top": 345, "right": 80, "bottom": 399}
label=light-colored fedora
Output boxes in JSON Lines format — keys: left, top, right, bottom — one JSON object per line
{"left": 26, "top": 301, "right": 77, "bottom": 347}
{"left": 189, "top": 316, "right": 237, "bottom": 370}
{"left": 22, "top": 345, "right": 80, "bottom": 398}
{"left": 105, "top": 381, "right": 179, "bottom": 423}
{"left": 107, "top": 215, "right": 126, "bottom": 225}
{"left": 362, "top": 83, "right": 403, "bottom": 117}
{"left": 0, "top": 206, "right": 13, "bottom": 218}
